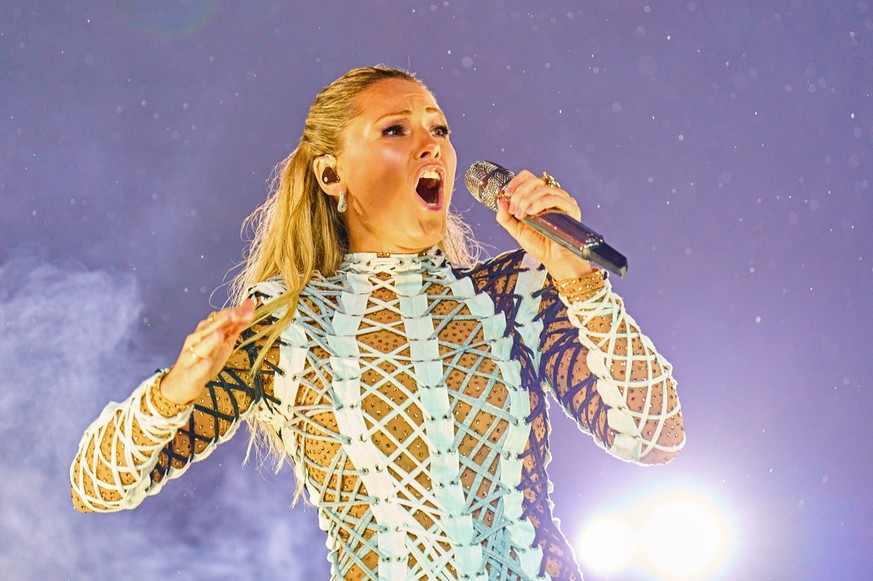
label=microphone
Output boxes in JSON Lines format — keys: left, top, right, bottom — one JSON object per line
{"left": 465, "top": 160, "right": 628, "bottom": 277}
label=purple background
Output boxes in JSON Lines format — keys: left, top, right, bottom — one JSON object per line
{"left": 2, "top": 1, "right": 871, "bottom": 579}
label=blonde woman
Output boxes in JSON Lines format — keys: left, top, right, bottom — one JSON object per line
{"left": 71, "top": 66, "right": 684, "bottom": 580}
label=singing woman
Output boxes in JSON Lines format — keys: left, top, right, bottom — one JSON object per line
{"left": 71, "top": 65, "right": 684, "bottom": 580}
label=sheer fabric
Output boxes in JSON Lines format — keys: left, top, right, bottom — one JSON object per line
{"left": 71, "top": 248, "right": 683, "bottom": 580}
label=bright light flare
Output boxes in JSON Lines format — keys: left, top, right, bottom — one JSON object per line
{"left": 577, "top": 517, "right": 636, "bottom": 572}
{"left": 575, "top": 488, "right": 734, "bottom": 579}
{"left": 641, "top": 495, "right": 729, "bottom": 578}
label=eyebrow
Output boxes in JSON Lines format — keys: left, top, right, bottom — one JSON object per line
{"left": 374, "top": 107, "right": 444, "bottom": 123}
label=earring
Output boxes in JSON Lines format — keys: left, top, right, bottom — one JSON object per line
{"left": 337, "top": 190, "right": 347, "bottom": 213}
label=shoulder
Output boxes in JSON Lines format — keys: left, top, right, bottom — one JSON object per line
{"left": 452, "top": 248, "right": 546, "bottom": 294}
{"left": 246, "top": 277, "right": 287, "bottom": 304}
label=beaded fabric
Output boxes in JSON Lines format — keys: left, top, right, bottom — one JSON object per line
{"left": 71, "top": 248, "right": 683, "bottom": 580}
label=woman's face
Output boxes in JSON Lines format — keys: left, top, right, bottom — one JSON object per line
{"left": 331, "top": 79, "right": 457, "bottom": 254}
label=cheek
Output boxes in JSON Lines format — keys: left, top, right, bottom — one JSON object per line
{"left": 355, "top": 148, "right": 407, "bottom": 194}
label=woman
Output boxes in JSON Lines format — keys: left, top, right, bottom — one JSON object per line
{"left": 71, "top": 66, "right": 684, "bottom": 580}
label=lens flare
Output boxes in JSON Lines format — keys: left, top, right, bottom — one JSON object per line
{"left": 574, "top": 487, "right": 735, "bottom": 579}
{"left": 578, "top": 517, "right": 637, "bottom": 572}
{"left": 641, "top": 495, "right": 730, "bottom": 578}
{"left": 113, "top": 0, "right": 218, "bottom": 38}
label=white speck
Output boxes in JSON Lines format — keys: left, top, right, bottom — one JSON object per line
{"left": 678, "top": 134, "right": 685, "bottom": 141}
{"left": 647, "top": 176, "right": 654, "bottom": 183}
{"left": 461, "top": 56, "right": 473, "bottom": 68}
{"left": 750, "top": 266, "right": 756, "bottom": 274}
{"left": 643, "top": 5, "right": 651, "bottom": 13}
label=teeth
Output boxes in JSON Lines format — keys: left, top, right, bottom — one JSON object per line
{"left": 421, "top": 169, "right": 441, "bottom": 180}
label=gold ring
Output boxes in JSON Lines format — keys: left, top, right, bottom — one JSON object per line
{"left": 189, "top": 346, "right": 204, "bottom": 362}
{"left": 541, "top": 171, "right": 561, "bottom": 189}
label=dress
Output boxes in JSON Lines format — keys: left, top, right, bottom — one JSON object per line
{"left": 70, "top": 248, "right": 684, "bottom": 580}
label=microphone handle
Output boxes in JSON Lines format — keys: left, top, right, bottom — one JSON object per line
{"left": 523, "top": 212, "right": 628, "bottom": 277}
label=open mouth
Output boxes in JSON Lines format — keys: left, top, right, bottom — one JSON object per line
{"left": 415, "top": 168, "right": 443, "bottom": 209}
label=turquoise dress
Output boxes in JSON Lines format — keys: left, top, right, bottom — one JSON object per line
{"left": 71, "top": 248, "right": 683, "bottom": 580}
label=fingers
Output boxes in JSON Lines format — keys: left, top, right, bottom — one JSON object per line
{"left": 503, "top": 170, "right": 582, "bottom": 222}
{"left": 194, "top": 301, "right": 256, "bottom": 339}
{"left": 182, "top": 301, "right": 257, "bottom": 367}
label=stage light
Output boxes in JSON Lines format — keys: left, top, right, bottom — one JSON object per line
{"left": 641, "top": 494, "right": 730, "bottom": 578}
{"left": 577, "top": 517, "right": 637, "bottom": 573}
{"left": 574, "top": 486, "right": 735, "bottom": 579}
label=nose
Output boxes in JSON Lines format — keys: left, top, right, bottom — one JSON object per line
{"left": 416, "top": 130, "right": 440, "bottom": 159}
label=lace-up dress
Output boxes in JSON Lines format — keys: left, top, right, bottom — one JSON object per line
{"left": 71, "top": 248, "right": 684, "bottom": 580}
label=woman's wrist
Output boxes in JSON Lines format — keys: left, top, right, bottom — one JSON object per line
{"left": 553, "top": 269, "right": 607, "bottom": 303}
{"left": 152, "top": 367, "right": 196, "bottom": 413}
{"left": 543, "top": 255, "right": 596, "bottom": 281}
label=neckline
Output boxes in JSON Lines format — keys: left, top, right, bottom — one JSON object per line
{"left": 340, "top": 246, "right": 444, "bottom": 274}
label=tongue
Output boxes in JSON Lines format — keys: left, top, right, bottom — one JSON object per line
{"left": 416, "top": 177, "right": 440, "bottom": 204}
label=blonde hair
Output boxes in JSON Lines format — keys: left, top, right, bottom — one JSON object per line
{"left": 228, "top": 66, "right": 480, "bottom": 473}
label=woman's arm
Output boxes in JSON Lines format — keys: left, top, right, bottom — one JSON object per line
{"left": 536, "top": 269, "right": 684, "bottom": 464}
{"left": 491, "top": 168, "right": 684, "bottom": 464}
{"left": 70, "top": 298, "right": 280, "bottom": 512}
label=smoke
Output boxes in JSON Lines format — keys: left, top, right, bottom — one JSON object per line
{"left": 0, "top": 250, "right": 328, "bottom": 579}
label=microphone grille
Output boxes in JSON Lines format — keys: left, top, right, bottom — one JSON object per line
{"left": 464, "top": 160, "right": 514, "bottom": 211}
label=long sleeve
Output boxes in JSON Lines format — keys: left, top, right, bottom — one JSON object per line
{"left": 536, "top": 270, "right": 685, "bottom": 464}
{"left": 70, "top": 314, "right": 280, "bottom": 512}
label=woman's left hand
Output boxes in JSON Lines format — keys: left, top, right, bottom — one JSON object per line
{"left": 495, "top": 170, "right": 595, "bottom": 280}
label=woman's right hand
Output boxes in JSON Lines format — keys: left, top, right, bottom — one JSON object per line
{"left": 159, "top": 299, "right": 257, "bottom": 405}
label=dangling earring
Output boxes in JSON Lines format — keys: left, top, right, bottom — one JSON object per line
{"left": 337, "top": 190, "right": 347, "bottom": 213}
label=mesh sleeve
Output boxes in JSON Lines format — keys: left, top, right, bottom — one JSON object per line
{"left": 537, "top": 272, "right": 685, "bottom": 464}
{"left": 70, "top": 308, "right": 281, "bottom": 512}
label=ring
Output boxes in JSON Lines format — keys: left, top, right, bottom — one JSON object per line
{"left": 189, "top": 345, "right": 205, "bottom": 362}
{"left": 541, "top": 171, "right": 561, "bottom": 189}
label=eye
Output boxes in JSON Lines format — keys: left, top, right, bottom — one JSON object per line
{"left": 433, "top": 124, "right": 451, "bottom": 137}
{"left": 382, "top": 124, "right": 405, "bottom": 137}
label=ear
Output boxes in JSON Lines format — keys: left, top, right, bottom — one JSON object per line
{"left": 312, "top": 154, "right": 341, "bottom": 198}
